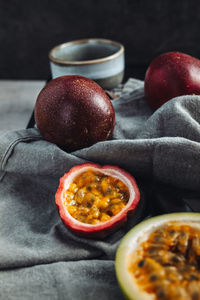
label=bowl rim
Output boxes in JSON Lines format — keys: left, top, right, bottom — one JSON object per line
{"left": 49, "top": 38, "right": 124, "bottom": 66}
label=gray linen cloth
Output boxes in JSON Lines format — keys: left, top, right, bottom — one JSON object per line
{"left": 0, "top": 78, "right": 200, "bottom": 299}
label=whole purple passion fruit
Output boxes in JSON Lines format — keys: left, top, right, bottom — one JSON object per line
{"left": 145, "top": 51, "right": 200, "bottom": 111}
{"left": 34, "top": 75, "right": 115, "bottom": 151}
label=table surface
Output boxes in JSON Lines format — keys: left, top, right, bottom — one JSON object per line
{"left": 0, "top": 80, "right": 45, "bottom": 136}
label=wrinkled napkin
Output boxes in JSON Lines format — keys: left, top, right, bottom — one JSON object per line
{"left": 0, "top": 78, "right": 200, "bottom": 299}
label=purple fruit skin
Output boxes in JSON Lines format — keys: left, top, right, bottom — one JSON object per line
{"left": 34, "top": 75, "right": 115, "bottom": 151}
{"left": 145, "top": 51, "right": 200, "bottom": 110}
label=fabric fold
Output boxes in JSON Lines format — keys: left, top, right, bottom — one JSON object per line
{"left": 0, "top": 78, "right": 200, "bottom": 299}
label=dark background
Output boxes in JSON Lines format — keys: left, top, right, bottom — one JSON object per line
{"left": 1, "top": 0, "right": 200, "bottom": 81}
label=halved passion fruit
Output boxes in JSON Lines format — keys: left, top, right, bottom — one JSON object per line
{"left": 115, "top": 213, "right": 200, "bottom": 300}
{"left": 55, "top": 163, "right": 140, "bottom": 238}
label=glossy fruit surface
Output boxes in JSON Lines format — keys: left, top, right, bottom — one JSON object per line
{"left": 115, "top": 212, "right": 200, "bottom": 300}
{"left": 144, "top": 52, "right": 200, "bottom": 110}
{"left": 55, "top": 163, "right": 140, "bottom": 238}
{"left": 34, "top": 75, "right": 115, "bottom": 151}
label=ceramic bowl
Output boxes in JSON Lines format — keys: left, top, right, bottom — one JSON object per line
{"left": 49, "top": 38, "right": 125, "bottom": 90}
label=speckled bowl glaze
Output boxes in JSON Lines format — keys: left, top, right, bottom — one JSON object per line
{"left": 49, "top": 38, "right": 125, "bottom": 90}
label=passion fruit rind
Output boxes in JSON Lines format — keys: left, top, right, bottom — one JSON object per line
{"left": 35, "top": 75, "right": 115, "bottom": 152}
{"left": 115, "top": 212, "right": 200, "bottom": 300}
{"left": 55, "top": 163, "right": 140, "bottom": 238}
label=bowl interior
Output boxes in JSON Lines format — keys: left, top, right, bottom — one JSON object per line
{"left": 52, "top": 40, "right": 121, "bottom": 62}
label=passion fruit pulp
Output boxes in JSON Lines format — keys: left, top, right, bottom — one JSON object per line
{"left": 115, "top": 213, "right": 200, "bottom": 300}
{"left": 55, "top": 163, "right": 140, "bottom": 238}
{"left": 34, "top": 75, "right": 115, "bottom": 152}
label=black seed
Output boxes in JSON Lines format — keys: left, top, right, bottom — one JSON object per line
{"left": 86, "top": 202, "right": 92, "bottom": 208}
{"left": 171, "top": 256, "right": 179, "bottom": 264}
{"left": 138, "top": 259, "right": 145, "bottom": 268}
{"left": 107, "top": 210, "right": 113, "bottom": 217}
{"left": 169, "top": 229, "right": 175, "bottom": 235}
{"left": 192, "top": 292, "right": 200, "bottom": 300}
{"left": 157, "top": 290, "right": 166, "bottom": 299}
{"left": 119, "top": 191, "right": 129, "bottom": 201}
{"left": 180, "top": 231, "right": 185, "bottom": 237}
{"left": 190, "top": 274, "right": 199, "bottom": 281}
{"left": 86, "top": 186, "right": 92, "bottom": 191}
{"left": 149, "top": 274, "right": 158, "bottom": 282}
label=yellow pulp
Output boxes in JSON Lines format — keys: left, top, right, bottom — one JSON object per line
{"left": 63, "top": 169, "right": 129, "bottom": 224}
{"left": 130, "top": 221, "right": 200, "bottom": 300}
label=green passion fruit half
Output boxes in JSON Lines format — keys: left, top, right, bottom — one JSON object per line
{"left": 55, "top": 163, "right": 140, "bottom": 238}
{"left": 115, "top": 213, "right": 200, "bottom": 300}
